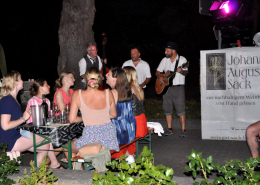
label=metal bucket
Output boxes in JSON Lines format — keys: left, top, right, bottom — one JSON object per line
{"left": 31, "top": 105, "right": 44, "bottom": 127}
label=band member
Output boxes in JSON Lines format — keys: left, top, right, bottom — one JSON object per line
{"left": 78, "top": 43, "right": 106, "bottom": 90}
{"left": 122, "top": 47, "right": 151, "bottom": 89}
{"left": 155, "top": 42, "right": 188, "bottom": 137}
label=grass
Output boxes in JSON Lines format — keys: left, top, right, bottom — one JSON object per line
{"left": 143, "top": 99, "right": 201, "bottom": 119}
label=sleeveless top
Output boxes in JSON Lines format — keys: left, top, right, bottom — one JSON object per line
{"left": 79, "top": 89, "right": 110, "bottom": 126}
{"left": 53, "top": 88, "right": 74, "bottom": 104}
{"left": 132, "top": 93, "right": 145, "bottom": 116}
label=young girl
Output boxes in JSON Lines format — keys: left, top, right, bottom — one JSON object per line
{"left": 26, "top": 78, "right": 51, "bottom": 123}
{"left": 53, "top": 72, "right": 75, "bottom": 111}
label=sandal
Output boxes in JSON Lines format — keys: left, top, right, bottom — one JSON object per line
{"left": 60, "top": 158, "right": 68, "bottom": 163}
{"left": 50, "top": 163, "right": 67, "bottom": 169}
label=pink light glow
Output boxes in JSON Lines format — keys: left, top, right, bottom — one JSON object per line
{"left": 220, "top": 1, "right": 230, "bottom": 13}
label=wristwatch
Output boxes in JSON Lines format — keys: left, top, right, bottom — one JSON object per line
{"left": 181, "top": 70, "right": 184, "bottom": 74}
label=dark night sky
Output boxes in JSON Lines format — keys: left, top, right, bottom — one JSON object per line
{"left": 0, "top": 0, "right": 257, "bottom": 100}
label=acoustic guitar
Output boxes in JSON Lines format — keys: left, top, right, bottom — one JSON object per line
{"left": 155, "top": 61, "right": 189, "bottom": 95}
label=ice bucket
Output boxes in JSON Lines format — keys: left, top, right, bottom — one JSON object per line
{"left": 31, "top": 105, "right": 44, "bottom": 127}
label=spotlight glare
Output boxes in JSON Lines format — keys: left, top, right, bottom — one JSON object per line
{"left": 220, "top": 1, "right": 230, "bottom": 13}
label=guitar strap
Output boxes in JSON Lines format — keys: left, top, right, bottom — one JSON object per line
{"left": 170, "top": 55, "right": 180, "bottom": 79}
{"left": 173, "top": 55, "right": 180, "bottom": 73}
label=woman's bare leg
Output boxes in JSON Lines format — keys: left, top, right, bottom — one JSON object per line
{"left": 12, "top": 133, "right": 49, "bottom": 167}
{"left": 46, "top": 143, "right": 60, "bottom": 168}
{"left": 46, "top": 148, "right": 63, "bottom": 165}
{"left": 246, "top": 121, "right": 260, "bottom": 158}
{"left": 64, "top": 140, "right": 78, "bottom": 159}
{"left": 12, "top": 133, "right": 60, "bottom": 168}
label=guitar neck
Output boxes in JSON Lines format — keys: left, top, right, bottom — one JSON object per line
{"left": 166, "top": 71, "right": 176, "bottom": 79}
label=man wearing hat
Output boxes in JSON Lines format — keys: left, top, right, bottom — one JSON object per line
{"left": 155, "top": 42, "right": 188, "bottom": 137}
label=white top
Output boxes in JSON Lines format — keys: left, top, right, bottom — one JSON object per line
{"left": 79, "top": 55, "right": 102, "bottom": 82}
{"left": 156, "top": 55, "right": 188, "bottom": 85}
{"left": 122, "top": 59, "right": 151, "bottom": 88}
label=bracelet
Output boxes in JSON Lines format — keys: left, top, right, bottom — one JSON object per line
{"left": 20, "top": 117, "right": 26, "bottom": 122}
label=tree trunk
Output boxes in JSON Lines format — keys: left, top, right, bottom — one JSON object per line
{"left": 58, "top": 0, "right": 95, "bottom": 89}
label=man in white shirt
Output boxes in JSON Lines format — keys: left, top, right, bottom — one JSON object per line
{"left": 78, "top": 43, "right": 102, "bottom": 90}
{"left": 155, "top": 42, "right": 188, "bottom": 138}
{"left": 122, "top": 47, "right": 151, "bottom": 89}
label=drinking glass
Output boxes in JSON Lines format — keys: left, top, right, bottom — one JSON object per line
{"left": 47, "top": 110, "right": 55, "bottom": 125}
{"left": 60, "top": 110, "right": 66, "bottom": 124}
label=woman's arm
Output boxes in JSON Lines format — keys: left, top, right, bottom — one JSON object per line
{"left": 55, "top": 91, "right": 65, "bottom": 111}
{"left": 1, "top": 109, "right": 31, "bottom": 131}
{"left": 109, "top": 90, "right": 117, "bottom": 119}
{"left": 69, "top": 90, "right": 83, "bottom": 123}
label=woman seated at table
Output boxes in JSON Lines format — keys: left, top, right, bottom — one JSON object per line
{"left": 0, "top": 71, "right": 63, "bottom": 168}
{"left": 26, "top": 78, "right": 51, "bottom": 124}
{"left": 53, "top": 72, "right": 75, "bottom": 111}
{"left": 106, "top": 67, "right": 136, "bottom": 159}
{"left": 123, "top": 66, "right": 148, "bottom": 137}
{"left": 64, "top": 67, "right": 119, "bottom": 159}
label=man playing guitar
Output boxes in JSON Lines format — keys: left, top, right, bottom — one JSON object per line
{"left": 155, "top": 42, "right": 188, "bottom": 137}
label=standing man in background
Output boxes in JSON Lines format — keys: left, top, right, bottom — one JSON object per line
{"left": 155, "top": 42, "right": 188, "bottom": 137}
{"left": 79, "top": 43, "right": 103, "bottom": 90}
{"left": 122, "top": 47, "right": 151, "bottom": 90}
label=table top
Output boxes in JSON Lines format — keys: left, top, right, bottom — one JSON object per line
{"left": 18, "top": 122, "right": 84, "bottom": 148}
{"left": 21, "top": 123, "right": 70, "bottom": 129}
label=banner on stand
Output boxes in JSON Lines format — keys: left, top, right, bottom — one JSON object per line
{"left": 200, "top": 47, "right": 260, "bottom": 140}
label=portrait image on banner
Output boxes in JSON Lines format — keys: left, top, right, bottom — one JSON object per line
{"left": 206, "top": 53, "right": 226, "bottom": 90}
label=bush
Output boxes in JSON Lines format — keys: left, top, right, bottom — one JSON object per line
{"left": 92, "top": 146, "right": 177, "bottom": 185}
{"left": 19, "top": 157, "right": 58, "bottom": 185}
{"left": 0, "top": 143, "right": 20, "bottom": 185}
{"left": 185, "top": 149, "right": 260, "bottom": 185}
{"left": 144, "top": 99, "right": 201, "bottom": 119}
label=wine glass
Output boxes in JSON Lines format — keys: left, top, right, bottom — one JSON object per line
{"left": 53, "top": 103, "right": 60, "bottom": 123}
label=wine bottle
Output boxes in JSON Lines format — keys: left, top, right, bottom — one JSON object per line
{"left": 42, "top": 94, "right": 48, "bottom": 126}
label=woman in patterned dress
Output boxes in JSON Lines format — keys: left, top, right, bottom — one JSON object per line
{"left": 106, "top": 67, "right": 136, "bottom": 158}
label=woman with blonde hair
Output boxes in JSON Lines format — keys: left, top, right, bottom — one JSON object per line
{"left": 26, "top": 78, "right": 51, "bottom": 123}
{"left": 53, "top": 72, "right": 75, "bottom": 111}
{"left": 123, "top": 66, "right": 148, "bottom": 138}
{"left": 106, "top": 67, "right": 136, "bottom": 159}
{"left": 64, "top": 67, "right": 119, "bottom": 159}
{"left": 0, "top": 71, "right": 63, "bottom": 168}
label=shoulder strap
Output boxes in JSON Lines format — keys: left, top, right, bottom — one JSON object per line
{"left": 78, "top": 90, "right": 83, "bottom": 107}
{"left": 105, "top": 89, "right": 110, "bottom": 107}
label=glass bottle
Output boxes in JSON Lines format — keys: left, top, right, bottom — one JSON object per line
{"left": 42, "top": 94, "right": 48, "bottom": 126}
